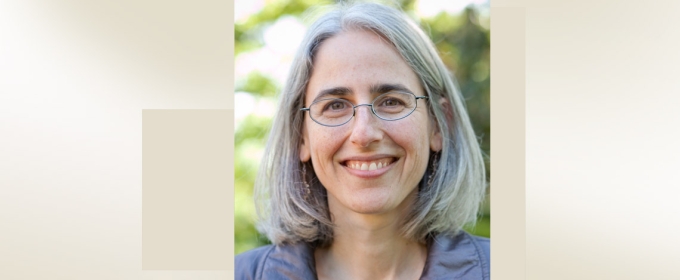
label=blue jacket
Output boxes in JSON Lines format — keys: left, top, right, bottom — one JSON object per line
{"left": 235, "top": 231, "right": 490, "bottom": 280}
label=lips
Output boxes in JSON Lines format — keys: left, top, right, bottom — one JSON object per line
{"left": 343, "top": 158, "right": 396, "bottom": 171}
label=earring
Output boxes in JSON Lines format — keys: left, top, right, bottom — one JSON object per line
{"left": 427, "top": 153, "right": 439, "bottom": 187}
{"left": 302, "top": 164, "right": 311, "bottom": 200}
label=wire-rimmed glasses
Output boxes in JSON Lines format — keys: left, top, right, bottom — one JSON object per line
{"left": 300, "top": 91, "right": 429, "bottom": 127}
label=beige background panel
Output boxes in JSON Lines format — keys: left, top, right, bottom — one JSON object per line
{"left": 1, "top": 0, "right": 234, "bottom": 279}
{"left": 0, "top": 0, "right": 232, "bottom": 110}
{"left": 491, "top": 7, "right": 526, "bottom": 280}
{"left": 526, "top": 0, "right": 680, "bottom": 279}
{"left": 143, "top": 110, "right": 233, "bottom": 270}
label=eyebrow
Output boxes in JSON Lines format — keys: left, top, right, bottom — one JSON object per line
{"left": 312, "top": 87, "right": 352, "bottom": 103}
{"left": 370, "top": 83, "right": 414, "bottom": 95}
{"left": 311, "top": 83, "right": 415, "bottom": 103}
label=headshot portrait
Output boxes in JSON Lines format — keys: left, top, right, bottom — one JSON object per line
{"left": 234, "top": 0, "right": 490, "bottom": 279}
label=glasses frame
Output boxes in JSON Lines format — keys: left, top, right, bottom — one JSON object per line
{"left": 300, "top": 92, "right": 429, "bottom": 127}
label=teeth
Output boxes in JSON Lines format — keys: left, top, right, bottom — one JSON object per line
{"left": 369, "top": 162, "right": 377, "bottom": 171}
{"left": 346, "top": 159, "right": 393, "bottom": 171}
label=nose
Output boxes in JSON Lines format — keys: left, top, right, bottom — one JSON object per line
{"left": 348, "top": 105, "right": 383, "bottom": 148}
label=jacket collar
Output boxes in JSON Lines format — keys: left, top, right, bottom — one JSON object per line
{"left": 420, "top": 232, "right": 489, "bottom": 279}
{"left": 261, "top": 231, "right": 488, "bottom": 280}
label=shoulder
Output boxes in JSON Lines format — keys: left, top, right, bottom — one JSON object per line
{"left": 235, "top": 245, "right": 275, "bottom": 280}
{"left": 421, "top": 231, "right": 490, "bottom": 280}
{"left": 466, "top": 232, "right": 490, "bottom": 274}
{"left": 234, "top": 242, "right": 317, "bottom": 280}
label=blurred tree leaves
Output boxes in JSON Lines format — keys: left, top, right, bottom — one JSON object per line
{"left": 236, "top": 0, "right": 334, "bottom": 56}
{"left": 236, "top": 71, "right": 279, "bottom": 98}
{"left": 235, "top": 1, "right": 490, "bottom": 254}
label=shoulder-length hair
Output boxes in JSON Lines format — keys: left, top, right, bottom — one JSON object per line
{"left": 254, "top": 2, "right": 486, "bottom": 246}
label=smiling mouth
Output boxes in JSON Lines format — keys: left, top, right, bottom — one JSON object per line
{"left": 343, "top": 158, "right": 396, "bottom": 171}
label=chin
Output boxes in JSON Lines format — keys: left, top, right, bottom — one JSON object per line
{"left": 345, "top": 191, "right": 396, "bottom": 214}
{"left": 328, "top": 184, "right": 418, "bottom": 216}
{"left": 348, "top": 203, "right": 389, "bottom": 215}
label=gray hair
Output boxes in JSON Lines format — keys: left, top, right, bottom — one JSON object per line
{"left": 254, "top": 2, "right": 486, "bottom": 246}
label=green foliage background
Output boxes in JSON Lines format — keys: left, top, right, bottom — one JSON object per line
{"left": 235, "top": 0, "right": 490, "bottom": 254}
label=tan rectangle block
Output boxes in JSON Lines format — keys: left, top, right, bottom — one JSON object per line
{"left": 491, "top": 7, "right": 526, "bottom": 280}
{"left": 525, "top": 1, "right": 680, "bottom": 279}
{"left": 142, "top": 109, "right": 234, "bottom": 270}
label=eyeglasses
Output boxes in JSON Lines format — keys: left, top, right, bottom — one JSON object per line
{"left": 300, "top": 91, "right": 429, "bottom": 127}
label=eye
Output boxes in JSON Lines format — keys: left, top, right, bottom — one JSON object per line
{"left": 325, "top": 100, "right": 347, "bottom": 111}
{"left": 379, "top": 97, "right": 405, "bottom": 107}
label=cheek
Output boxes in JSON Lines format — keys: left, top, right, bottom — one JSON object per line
{"left": 384, "top": 118, "right": 432, "bottom": 153}
{"left": 307, "top": 127, "right": 345, "bottom": 161}
{"left": 387, "top": 118, "right": 433, "bottom": 178}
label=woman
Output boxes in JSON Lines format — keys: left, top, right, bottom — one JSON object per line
{"left": 236, "top": 2, "right": 489, "bottom": 279}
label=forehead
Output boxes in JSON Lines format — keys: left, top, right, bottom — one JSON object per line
{"left": 313, "top": 29, "right": 396, "bottom": 63}
{"left": 306, "top": 29, "right": 422, "bottom": 101}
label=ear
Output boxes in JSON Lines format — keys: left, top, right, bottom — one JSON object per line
{"left": 299, "top": 123, "right": 311, "bottom": 162}
{"left": 430, "top": 97, "right": 453, "bottom": 152}
{"left": 430, "top": 124, "right": 443, "bottom": 152}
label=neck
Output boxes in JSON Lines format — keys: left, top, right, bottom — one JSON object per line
{"left": 315, "top": 192, "right": 427, "bottom": 280}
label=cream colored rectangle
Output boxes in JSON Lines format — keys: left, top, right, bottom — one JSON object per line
{"left": 525, "top": 1, "right": 680, "bottom": 278}
{"left": 143, "top": 109, "right": 234, "bottom": 270}
{"left": 1, "top": 0, "right": 235, "bottom": 278}
{"left": 491, "top": 7, "right": 526, "bottom": 280}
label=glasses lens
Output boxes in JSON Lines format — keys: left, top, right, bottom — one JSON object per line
{"left": 309, "top": 99, "right": 354, "bottom": 126}
{"left": 373, "top": 92, "right": 417, "bottom": 120}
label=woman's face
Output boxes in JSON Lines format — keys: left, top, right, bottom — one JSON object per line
{"left": 300, "top": 29, "right": 442, "bottom": 217}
